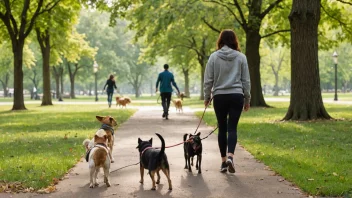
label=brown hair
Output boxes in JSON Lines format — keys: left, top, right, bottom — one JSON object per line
{"left": 216, "top": 29, "right": 241, "bottom": 51}
{"left": 109, "top": 75, "right": 114, "bottom": 80}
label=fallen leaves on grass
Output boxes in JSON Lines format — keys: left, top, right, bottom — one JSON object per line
{"left": 0, "top": 181, "right": 35, "bottom": 193}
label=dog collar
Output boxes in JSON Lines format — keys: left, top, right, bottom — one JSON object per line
{"left": 101, "top": 124, "right": 115, "bottom": 135}
{"left": 140, "top": 146, "right": 153, "bottom": 156}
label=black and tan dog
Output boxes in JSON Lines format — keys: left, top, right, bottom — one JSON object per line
{"left": 137, "top": 133, "right": 172, "bottom": 191}
{"left": 183, "top": 132, "right": 202, "bottom": 174}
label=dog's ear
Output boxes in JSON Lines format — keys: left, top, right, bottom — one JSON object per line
{"left": 96, "top": 116, "right": 103, "bottom": 122}
{"left": 109, "top": 117, "right": 117, "bottom": 126}
{"left": 138, "top": 138, "right": 142, "bottom": 144}
{"left": 196, "top": 132, "right": 201, "bottom": 136}
{"left": 94, "top": 135, "right": 98, "bottom": 142}
{"left": 149, "top": 138, "right": 153, "bottom": 144}
{"left": 189, "top": 134, "right": 193, "bottom": 137}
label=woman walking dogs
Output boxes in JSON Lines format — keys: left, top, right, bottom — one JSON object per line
{"left": 204, "top": 29, "right": 251, "bottom": 173}
{"left": 103, "top": 75, "right": 117, "bottom": 108}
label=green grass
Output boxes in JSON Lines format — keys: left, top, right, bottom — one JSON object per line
{"left": 0, "top": 104, "right": 136, "bottom": 190}
{"left": 196, "top": 102, "right": 352, "bottom": 197}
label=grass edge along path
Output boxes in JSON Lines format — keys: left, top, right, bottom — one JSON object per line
{"left": 195, "top": 103, "right": 352, "bottom": 197}
{"left": 0, "top": 104, "right": 136, "bottom": 193}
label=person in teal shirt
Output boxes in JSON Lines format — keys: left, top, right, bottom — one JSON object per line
{"left": 156, "top": 64, "right": 180, "bottom": 119}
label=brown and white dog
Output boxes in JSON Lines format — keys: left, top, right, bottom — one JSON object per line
{"left": 83, "top": 129, "right": 111, "bottom": 188}
{"left": 115, "top": 96, "right": 132, "bottom": 108}
{"left": 96, "top": 115, "right": 117, "bottom": 163}
{"left": 172, "top": 99, "right": 183, "bottom": 113}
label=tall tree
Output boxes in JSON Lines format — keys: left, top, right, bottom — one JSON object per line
{"left": 202, "top": 0, "right": 291, "bottom": 106}
{"left": 0, "top": 0, "right": 60, "bottom": 110}
{"left": 62, "top": 29, "right": 97, "bottom": 98}
{"left": 283, "top": 0, "right": 331, "bottom": 120}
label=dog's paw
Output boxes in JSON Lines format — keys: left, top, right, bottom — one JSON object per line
{"left": 168, "top": 188, "right": 172, "bottom": 191}
{"left": 111, "top": 158, "right": 115, "bottom": 163}
{"left": 106, "top": 181, "right": 111, "bottom": 187}
{"left": 151, "top": 187, "right": 156, "bottom": 190}
{"left": 94, "top": 183, "right": 99, "bottom": 186}
{"left": 139, "top": 180, "right": 143, "bottom": 184}
{"left": 184, "top": 166, "right": 188, "bottom": 169}
{"left": 156, "top": 180, "right": 160, "bottom": 184}
{"left": 188, "top": 169, "right": 192, "bottom": 172}
{"left": 198, "top": 170, "right": 202, "bottom": 174}
{"left": 89, "top": 183, "right": 94, "bottom": 188}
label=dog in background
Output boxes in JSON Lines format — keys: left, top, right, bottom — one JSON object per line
{"left": 83, "top": 129, "right": 111, "bottom": 188}
{"left": 177, "top": 92, "right": 185, "bottom": 101}
{"left": 183, "top": 132, "right": 202, "bottom": 174}
{"left": 96, "top": 115, "right": 117, "bottom": 163}
{"left": 172, "top": 99, "right": 183, "bottom": 113}
{"left": 137, "top": 133, "right": 172, "bottom": 191}
{"left": 115, "top": 96, "right": 132, "bottom": 108}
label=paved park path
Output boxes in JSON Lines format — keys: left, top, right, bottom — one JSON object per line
{"left": 1, "top": 107, "right": 306, "bottom": 198}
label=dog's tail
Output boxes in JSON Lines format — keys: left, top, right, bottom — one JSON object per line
{"left": 183, "top": 133, "right": 188, "bottom": 142}
{"left": 83, "top": 139, "right": 91, "bottom": 151}
{"left": 155, "top": 133, "right": 165, "bottom": 159}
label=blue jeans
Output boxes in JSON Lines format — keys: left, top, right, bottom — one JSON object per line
{"left": 107, "top": 91, "right": 113, "bottom": 105}
{"left": 213, "top": 93, "right": 244, "bottom": 157}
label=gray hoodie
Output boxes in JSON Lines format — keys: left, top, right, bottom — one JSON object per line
{"left": 204, "top": 45, "right": 251, "bottom": 104}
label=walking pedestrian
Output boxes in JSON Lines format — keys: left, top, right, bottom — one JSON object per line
{"left": 203, "top": 29, "right": 251, "bottom": 173}
{"left": 103, "top": 74, "right": 117, "bottom": 108}
{"left": 156, "top": 64, "right": 180, "bottom": 120}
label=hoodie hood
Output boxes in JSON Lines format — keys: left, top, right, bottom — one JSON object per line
{"left": 216, "top": 45, "right": 240, "bottom": 61}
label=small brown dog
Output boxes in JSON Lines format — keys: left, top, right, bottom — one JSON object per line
{"left": 96, "top": 115, "right": 117, "bottom": 163}
{"left": 83, "top": 129, "right": 111, "bottom": 188}
{"left": 115, "top": 96, "right": 132, "bottom": 108}
{"left": 172, "top": 99, "right": 183, "bottom": 113}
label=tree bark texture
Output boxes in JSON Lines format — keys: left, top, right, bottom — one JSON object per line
{"left": 53, "top": 66, "right": 62, "bottom": 101}
{"left": 36, "top": 29, "right": 53, "bottom": 106}
{"left": 12, "top": 43, "right": 26, "bottom": 110}
{"left": 68, "top": 63, "right": 79, "bottom": 99}
{"left": 245, "top": 31, "right": 268, "bottom": 106}
{"left": 182, "top": 68, "right": 190, "bottom": 97}
{"left": 0, "top": 73, "right": 10, "bottom": 97}
{"left": 284, "top": 0, "right": 331, "bottom": 120}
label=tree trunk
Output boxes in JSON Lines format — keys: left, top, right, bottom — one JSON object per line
{"left": 36, "top": 29, "right": 53, "bottom": 106}
{"left": 0, "top": 73, "right": 10, "bottom": 97}
{"left": 60, "top": 67, "right": 64, "bottom": 96}
{"left": 67, "top": 63, "right": 77, "bottom": 99}
{"left": 245, "top": 31, "right": 268, "bottom": 107}
{"left": 273, "top": 73, "right": 279, "bottom": 96}
{"left": 53, "top": 66, "right": 62, "bottom": 101}
{"left": 284, "top": 0, "right": 331, "bottom": 120}
{"left": 12, "top": 42, "right": 26, "bottom": 110}
{"left": 182, "top": 68, "right": 190, "bottom": 97}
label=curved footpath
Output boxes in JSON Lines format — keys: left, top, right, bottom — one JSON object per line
{"left": 1, "top": 107, "right": 305, "bottom": 198}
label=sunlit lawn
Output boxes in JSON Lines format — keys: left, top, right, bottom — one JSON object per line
{"left": 196, "top": 102, "right": 352, "bottom": 196}
{"left": 0, "top": 104, "right": 136, "bottom": 190}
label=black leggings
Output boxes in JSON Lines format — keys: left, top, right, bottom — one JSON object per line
{"left": 160, "top": 92, "right": 172, "bottom": 114}
{"left": 213, "top": 94, "right": 244, "bottom": 158}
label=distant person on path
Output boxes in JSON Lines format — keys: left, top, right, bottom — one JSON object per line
{"left": 204, "top": 29, "right": 251, "bottom": 173}
{"left": 103, "top": 74, "right": 117, "bottom": 108}
{"left": 156, "top": 64, "right": 180, "bottom": 120}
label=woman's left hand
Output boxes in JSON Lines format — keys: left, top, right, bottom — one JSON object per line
{"left": 204, "top": 100, "right": 210, "bottom": 107}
